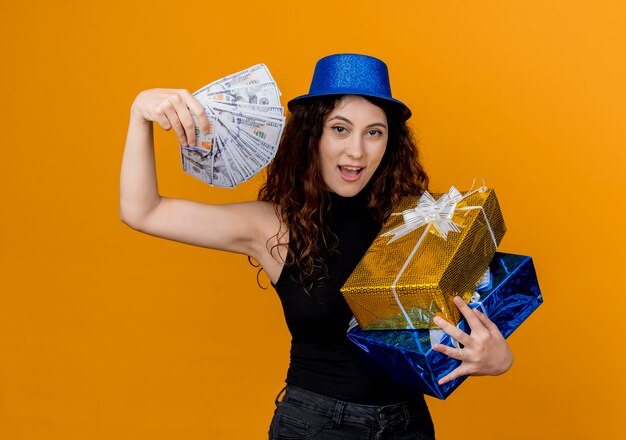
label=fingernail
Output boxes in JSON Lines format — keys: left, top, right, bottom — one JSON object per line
{"left": 433, "top": 316, "right": 443, "bottom": 326}
{"left": 454, "top": 296, "right": 463, "bottom": 304}
{"left": 203, "top": 128, "right": 210, "bottom": 134}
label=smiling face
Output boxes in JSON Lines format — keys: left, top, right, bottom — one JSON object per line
{"left": 318, "top": 95, "right": 389, "bottom": 197}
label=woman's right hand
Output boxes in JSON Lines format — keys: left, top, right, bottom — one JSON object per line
{"left": 130, "top": 88, "right": 212, "bottom": 148}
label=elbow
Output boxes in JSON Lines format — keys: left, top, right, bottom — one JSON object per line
{"left": 119, "top": 211, "right": 138, "bottom": 230}
{"left": 118, "top": 197, "right": 161, "bottom": 231}
{"left": 119, "top": 207, "right": 145, "bottom": 231}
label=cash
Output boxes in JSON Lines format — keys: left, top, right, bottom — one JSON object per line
{"left": 180, "top": 64, "right": 285, "bottom": 187}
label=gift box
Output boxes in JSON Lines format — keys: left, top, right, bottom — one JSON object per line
{"left": 341, "top": 185, "right": 506, "bottom": 330}
{"left": 347, "top": 252, "right": 543, "bottom": 399}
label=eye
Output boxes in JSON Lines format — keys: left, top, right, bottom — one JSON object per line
{"left": 367, "top": 129, "right": 383, "bottom": 137}
{"left": 331, "top": 125, "right": 348, "bottom": 134}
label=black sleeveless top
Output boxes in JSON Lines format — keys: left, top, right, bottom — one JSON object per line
{"left": 272, "top": 190, "right": 417, "bottom": 405}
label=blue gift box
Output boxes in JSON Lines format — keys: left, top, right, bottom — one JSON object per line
{"left": 347, "top": 252, "right": 543, "bottom": 400}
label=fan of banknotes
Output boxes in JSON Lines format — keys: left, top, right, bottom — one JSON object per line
{"left": 180, "top": 64, "right": 285, "bottom": 187}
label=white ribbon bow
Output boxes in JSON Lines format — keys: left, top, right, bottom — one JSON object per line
{"left": 382, "top": 186, "right": 464, "bottom": 243}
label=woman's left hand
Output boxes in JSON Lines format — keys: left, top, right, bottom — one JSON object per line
{"left": 432, "top": 295, "right": 514, "bottom": 385}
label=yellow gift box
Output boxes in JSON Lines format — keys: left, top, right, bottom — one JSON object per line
{"left": 341, "top": 184, "right": 506, "bottom": 330}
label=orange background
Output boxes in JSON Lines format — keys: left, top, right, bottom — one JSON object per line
{"left": 1, "top": 1, "right": 624, "bottom": 439}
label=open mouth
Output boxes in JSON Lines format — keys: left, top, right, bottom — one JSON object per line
{"left": 338, "top": 165, "right": 364, "bottom": 177}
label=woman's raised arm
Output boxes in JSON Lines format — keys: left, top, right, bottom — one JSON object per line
{"left": 118, "top": 89, "right": 282, "bottom": 265}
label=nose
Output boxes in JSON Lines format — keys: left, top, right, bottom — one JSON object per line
{"left": 345, "top": 135, "right": 365, "bottom": 159}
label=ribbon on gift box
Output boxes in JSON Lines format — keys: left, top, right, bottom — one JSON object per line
{"left": 380, "top": 181, "right": 499, "bottom": 329}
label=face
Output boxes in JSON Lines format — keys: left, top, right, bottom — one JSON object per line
{"left": 318, "top": 95, "right": 388, "bottom": 197}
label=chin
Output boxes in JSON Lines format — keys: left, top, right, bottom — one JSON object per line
{"left": 329, "top": 184, "right": 367, "bottom": 198}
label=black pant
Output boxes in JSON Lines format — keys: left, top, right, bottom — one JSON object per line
{"left": 269, "top": 385, "right": 435, "bottom": 440}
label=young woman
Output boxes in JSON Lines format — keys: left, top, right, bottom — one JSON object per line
{"left": 119, "top": 54, "right": 513, "bottom": 440}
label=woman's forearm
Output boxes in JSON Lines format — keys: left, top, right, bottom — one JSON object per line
{"left": 119, "top": 109, "right": 162, "bottom": 228}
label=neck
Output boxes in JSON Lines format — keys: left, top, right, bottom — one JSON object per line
{"left": 327, "top": 187, "right": 371, "bottom": 215}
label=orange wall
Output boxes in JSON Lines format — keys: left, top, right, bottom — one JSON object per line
{"left": 1, "top": 1, "right": 624, "bottom": 439}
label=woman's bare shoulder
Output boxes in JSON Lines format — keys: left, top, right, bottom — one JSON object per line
{"left": 238, "top": 200, "right": 288, "bottom": 283}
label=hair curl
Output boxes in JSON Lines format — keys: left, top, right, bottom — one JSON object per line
{"left": 258, "top": 95, "right": 429, "bottom": 290}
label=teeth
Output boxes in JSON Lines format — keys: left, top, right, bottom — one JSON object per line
{"left": 341, "top": 166, "right": 362, "bottom": 171}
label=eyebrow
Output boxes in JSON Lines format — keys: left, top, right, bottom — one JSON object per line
{"left": 327, "top": 115, "right": 388, "bottom": 129}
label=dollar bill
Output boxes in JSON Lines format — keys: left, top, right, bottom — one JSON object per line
{"left": 217, "top": 121, "right": 270, "bottom": 168}
{"left": 181, "top": 146, "right": 213, "bottom": 184}
{"left": 180, "top": 114, "right": 216, "bottom": 184}
{"left": 206, "top": 100, "right": 285, "bottom": 122}
{"left": 209, "top": 106, "right": 276, "bottom": 158}
{"left": 211, "top": 137, "right": 237, "bottom": 188}
{"left": 220, "top": 122, "right": 275, "bottom": 160}
{"left": 183, "top": 64, "right": 284, "bottom": 187}
{"left": 217, "top": 134, "right": 253, "bottom": 179}
{"left": 203, "top": 82, "right": 281, "bottom": 107}
{"left": 195, "top": 64, "right": 277, "bottom": 96}
{"left": 237, "top": 130, "right": 281, "bottom": 163}
{"left": 220, "top": 112, "right": 284, "bottom": 147}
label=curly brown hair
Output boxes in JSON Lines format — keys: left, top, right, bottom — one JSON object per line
{"left": 258, "top": 95, "right": 429, "bottom": 289}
